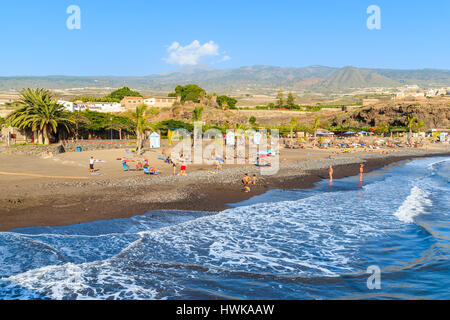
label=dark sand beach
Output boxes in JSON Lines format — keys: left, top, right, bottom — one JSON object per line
{"left": 1, "top": 148, "right": 448, "bottom": 231}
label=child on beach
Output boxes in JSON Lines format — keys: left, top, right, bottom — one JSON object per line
{"left": 180, "top": 161, "right": 187, "bottom": 176}
{"left": 252, "top": 175, "right": 258, "bottom": 185}
{"left": 89, "top": 157, "right": 95, "bottom": 172}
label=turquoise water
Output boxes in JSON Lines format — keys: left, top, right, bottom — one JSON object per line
{"left": 0, "top": 156, "right": 449, "bottom": 300}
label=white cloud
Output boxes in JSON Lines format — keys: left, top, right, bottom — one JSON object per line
{"left": 221, "top": 55, "right": 232, "bottom": 62}
{"left": 164, "top": 40, "right": 219, "bottom": 66}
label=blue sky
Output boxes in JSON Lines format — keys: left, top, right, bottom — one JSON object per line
{"left": 0, "top": 0, "right": 449, "bottom": 76}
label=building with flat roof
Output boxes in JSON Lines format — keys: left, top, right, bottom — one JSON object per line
{"left": 120, "top": 96, "right": 144, "bottom": 110}
{"left": 144, "top": 97, "right": 178, "bottom": 108}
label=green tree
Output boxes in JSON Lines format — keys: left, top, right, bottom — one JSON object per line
{"left": 276, "top": 90, "right": 284, "bottom": 107}
{"left": 126, "top": 104, "right": 156, "bottom": 153}
{"left": 289, "top": 117, "right": 299, "bottom": 148}
{"left": 415, "top": 120, "right": 426, "bottom": 133}
{"left": 105, "top": 87, "right": 142, "bottom": 101}
{"left": 407, "top": 116, "right": 417, "bottom": 135}
{"left": 104, "top": 115, "right": 134, "bottom": 140}
{"left": 249, "top": 116, "right": 257, "bottom": 126}
{"left": 287, "top": 92, "right": 296, "bottom": 109}
{"left": 378, "top": 122, "right": 391, "bottom": 135}
{"left": 313, "top": 116, "right": 320, "bottom": 138}
{"left": 192, "top": 106, "right": 204, "bottom": 122}
{"left": 70, "top": 112, "right": 90, "bottom": 140}
{"left": 6, "top": 88, "right": 74, "bottom": 145}
{"left": 217, "top": 95, "right": 238, "bottom": 110}
{"left": 173, "top": 84, "right": 206, "bottom": 103}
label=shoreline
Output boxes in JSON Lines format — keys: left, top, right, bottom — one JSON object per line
{"left": 1, "top": 150, "right": 449, "bottom": 231}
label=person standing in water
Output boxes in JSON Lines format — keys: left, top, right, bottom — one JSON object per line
{"left": 329, "top": 165, "right": 333, "bottom": 185}
{"left": 359, "top": 164, "right": 364, "bottom": 182}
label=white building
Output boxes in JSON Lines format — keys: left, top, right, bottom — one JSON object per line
{"left": 57, "top": 100, "right": 77, "bottom": 112}
{"left": 57, "top": 100, "right": 124, "bottom": 113}
{"left": 86, "top": 102, "right": 124, "bottom": 113}
{"left": 426, "top": 90, "right": 438, "bottom": 97}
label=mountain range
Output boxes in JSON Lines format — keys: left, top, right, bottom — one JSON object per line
{"left": 1, "top": 65, "right": 450, "bottom": 94}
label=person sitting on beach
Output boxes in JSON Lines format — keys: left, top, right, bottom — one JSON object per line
{"left": 242, "top": 174, "right": 251, "bottom": 192}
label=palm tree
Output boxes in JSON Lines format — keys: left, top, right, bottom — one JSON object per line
{"left": 127, "top": 104, "right": 156, "bottom": 154}
{"left": 313, "top": 116, "right": 320, "bottom": 138}
{"left": 6, "top": 88, "right": 73, "bottom": 145}
{"left": 289, "top": 117, "right": 299, "bottom": 148}
{"left": 407, "top": 116, "right": 417, "bottom": 135}
{"left": 415, "top": 120, "right": 426, "bottom": 133}
{"left": 192, "top": 106, "right": 204, "bottom": 122}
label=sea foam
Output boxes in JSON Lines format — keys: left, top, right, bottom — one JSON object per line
{"left": 394, "top": 186, "right": 431, "bottom": 224}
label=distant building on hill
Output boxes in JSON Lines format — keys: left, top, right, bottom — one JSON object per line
{"left": 57, "top": 100, "right": 76, "bottom": 112}
{"left": 57, "top": 100, "right": 124, "bottom": 113}
{"left": 84, "top": 102, "right": 124, "bottom": 113}
{"left": 120, "top": 96, "right": 144, "bottom": 110}
{"left": 144, "top": 97, "right": 178, "bottom": 108}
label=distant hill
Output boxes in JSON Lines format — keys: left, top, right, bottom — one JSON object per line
{"left": 316, "top": 66, "right": 400, "bottom": 91}
{"left": 1, "top": 65, "right": 449, "bottom": 93}
{"left": 145, "top": 65, "right": 337, "bottom": 92}
{"left": 365, "top": 68, "right": 450, "bottom": 87}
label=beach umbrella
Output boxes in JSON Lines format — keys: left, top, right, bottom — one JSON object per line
{"left": 215, "top": 158, "right": 224, "bottom": 163}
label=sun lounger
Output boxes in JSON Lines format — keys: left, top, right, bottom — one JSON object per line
{"left": 144, "top": 167, "right": 159, "bottom": 175}
{"left": 122, "top": 162, "right": 129, "bottom": 171}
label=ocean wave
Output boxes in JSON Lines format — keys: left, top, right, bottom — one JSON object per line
{"left": 394, "top": 186, "right": 432, "bottom": 224}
